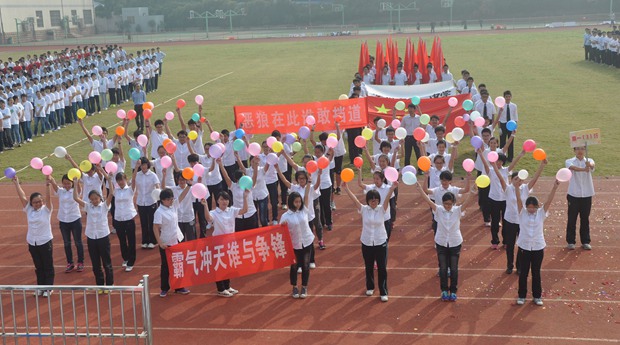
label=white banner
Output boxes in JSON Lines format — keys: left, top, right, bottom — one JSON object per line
{"left": 365, "top": 80, "right": 456, "bottom": 99}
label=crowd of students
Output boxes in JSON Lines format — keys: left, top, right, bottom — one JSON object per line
{"left": 0, "top": 44, "right": 166, "bottom": 153}
{"left": 583, "top": 27, "right": 620, "bottom": 67}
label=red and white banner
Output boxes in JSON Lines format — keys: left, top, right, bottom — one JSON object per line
{"left": 233, "top": 98, "right": 369, "bottom": 135}
{"left": 364, "top": 81, "right": 456, "bottom": 99}
{"left": 165, "top": 225, "right": 296, "bottom": 290}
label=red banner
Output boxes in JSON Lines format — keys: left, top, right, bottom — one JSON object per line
{"left": 234, "top": 98, "right": 369, "bottom": 134}
{"left": 165, "top": 225, "right": 296, "bottom": 290}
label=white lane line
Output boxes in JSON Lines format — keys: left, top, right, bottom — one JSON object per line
{"left": 0, "top": 72, "right": 234, "bottom": 181}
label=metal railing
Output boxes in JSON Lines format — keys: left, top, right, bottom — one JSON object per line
{"left": 0, "top": 275, "right": 152, "bottom": 345}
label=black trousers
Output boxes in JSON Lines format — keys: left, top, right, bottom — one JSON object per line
{"left": 235, "top": 213, "right": 258, "bottom": 232}
{"left": 404, "top": 135, "right": 422, "bottom": 167}
{"left": 311, "top": 199, "right": 323, "bottom": 240}
{"left": 319, "top": 187, "right": 333, "bottom": 227}
{"left": 216, "top": 279, "right": 231, "bottom": 292}
{"left": 290, "top": 244, "right": 312, "bottom": 286}
{"left": 179, "top": 221, "right": 196, "bottom": 241}
{"left": 566, "top": 195, "right": 592, "bottom": 245}
{"left": 346, "top": 128, "right": 363, "bottom": 164}
{"left": 477, "top": 185, "right": 491, "bottom": 223}
{"left": 280, "top": 166, "right": 292, "bottom": 205}
{"left": 108, "top": 88, "right": 116, "bottom": 105}
{"left": 499, "top": 123, "right": 514, "bottom": 161}
{"left": 138, "top": 204, "right": 157, "bottom": 245}
{"left": 134, "top": 104, "right": 144, "bottom": 131}
{"left": 159, "top": 247, "right": 185, "bottom": 292}
{"left": 518, "top": 248, "right": 544, "bottom": 299}
{"left": 193, "top": 201, "right": 207, "bottom": 238}
{"left": 59, "top": 219, "right": 84, "bottom": 264}
{"left": 503, "top": 220, "right": 521, "bottom": 270}
{"left": 436, "top": 243, "right": 461, "bottom": 293}
{"left": 87, "top": 236, "right": 114, "bottom": 286}
{"left": 29, "top": 240, "right": 55, "bottom": 286}
{"left": 64, "top": 106, "right": 73, "bottom": 124}
{"left": 585, "top": 45, "right": 590, "bottom": 60}
{"left": 490, "top": 199, "right": 506, "bottom": 245}
{"left": 266, "top": 182, "right": 279, "bottom": 221}
{"left": 362, "top": 242, "right": 388, "bottom": 296}
{"left": 113, "top": 219, "right": 137, "bottom": 266}
{"left": 223, "top": 164, "right": 239, "bottom": 198}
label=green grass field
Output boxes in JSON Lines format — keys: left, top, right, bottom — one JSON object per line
{"left": 0, "top": 28, "right": 614, "bottom": 181}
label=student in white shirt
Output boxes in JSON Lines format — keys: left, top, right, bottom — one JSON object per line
{"left": 342, "top": 181, "right": 397, "bottom": 302}
{"left": 219, "top": 158, "right": 258, "bottom": 231}
{"left": 19, "top": 94, "right": 33, "bottom": 142}
{"left": 145, "top": 118, "right": 169, "bottom": 159}
{"left": 398, "top": 104, "right": 422, "bottom": 166}
{"left": 134, "top": 158, "right": 161, "bottom": 248}
{"left": 494, "top": 90, "right": 518, "bottom": 162}
{"left": 426, "top": 63, "right": 437, "bottom": 83}
{"left": 393, "top": 65, "right": 408, "bottom": 85}
{"left": 112, "top": 172, "right": 138, "bottom": 272}
{"left": 515, "top": 179, "right": 560, "bottom": 306}
{"left": 204, "top": 190, "right": 249, "bottom": 297}
{"left": 13, "top": 174, "right": 55, "bottom": 296}
{"left": 356, "top": 169, "right": 398, "bottom": 241}
{"left": 565, "top": 146, "right": 596, "bottom": 250}
{"left": 441, "top": 64, "right": 454, "bottom": 83}
{"left": 153, "top": 188, "right": 190, "bottom": 297}
{"left": 49, "top": 174, "right": 84, "bottom": 273}
{"left": 415, "top": 180, "right": 475, "bottom": 302}
{"left": 72, "top": 174, "right": 114, "bottom": 291}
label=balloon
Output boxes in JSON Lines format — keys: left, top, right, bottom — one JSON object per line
{"left": 272, "top": 141, "right": 284, "bottom": 153}
{"left": 143, "top": 102, "right": 154, "bottom": 110}
{"left": 292, "top": 142, "right": 302, "bottom": 152}
{"left": 101, "top": 149, "right": 113, "bottom": 161}
{"left": 191, "top": 183, "right": 208, "bottom": 199}
{"left": 354, "top": 136, "right": 367, "bottom": 148}
{"left": 216, "top": 143, "right": 226, "bottom": 152}
{"left": 195, "top": 95, "right": 204, "bottom": 105}
{"left": 182, "top": 167, "right": 194, "bottom": 180}
{"left": 470, "top": 136, "right": 483, "bottom": 150}
{"left": 448, "top": 97, "right": 458, "bottom": 107}
{"left": 151, "top": 189, "right": 161, "bottom": 201}
{"left": 163, "top": 139, "right": 173, "bottom": 148}
{"left": 233, "top": 128, "right": 244, "bottom": 139}
{"left": 77, "top": 109, "right": 87, "bottom": 119}
{"left": 285, "top": 134, "right": 296, "bottom": 145}
{"left": 420, "top": 114, "right": 430, "bottom": 125}
{"left": 79, "top": 160, "right": 93, "bottom": 172}
{"left": 506, "top": 120, "right": 518, "bottom": 132}
{"left": 239, "top": 175, "right": 253, "bottom": 190}
{"left": 54, "top": 146, "right": 67, "bottom": 158}
{"left": 421, "top": 132, "right": 430, "bottom": 143}
{"left": 188, "top": 130, "right": 198, "bottom": 141}
{"left": 452, "top": 127, "right": 464, "bottom": 141}
{"left": 462, "top": 113, "right": 470, "bottom": 121}
{"left": 67, "top": 168, "right": 81, "bottom": 180}
{"left": 523, "top": 139, "right": 537, "bottom": 152}
{"left": 115, "top": 127, "right": 125, "bottom": 136}
{"left": 116, "top": 109, "right": 126, "bottom": 119}
{"left": 160, "top": 155, "right": 172, "bottom": 168}
{"left": 395, "top": 101, "right": 405, "bottom": 111}
{"left": 402, "top": 171, "right": 418, "bottom": 185}
{"left": 92, "top": 125, "right": 102, "bottom": 136}
{"left": 266, "top": 136, "right": 277, "bottom": 148}
{"left": 474, "top": 117, "right": 486, "bottom": 127}
{"left": 401, "top": 165, "right": 417, "bottom": 175}
{"left": 127, "top": 110, "right": 137, "bottom": 120}
{"left": 128, "top": 148, "right": 141, "bottom": 161}
{"left": 335, "top": 115, "right": 343, "bottom": 123}
{"left": 326, "top": 136, "right": 338, "bottom": 149}
{"left": 462, "top": 99, "right": 474, "bottom": 111}
{"left": 454, "top": 116, "right": 466, "bottom": 127}
{"left": 556, "top": 168, "right": 573, "bottom": 183}
{"left": 210, "top": 131, "right": 220, "bottom": 141}
{"left": 445, "top": 132, "right": 455, "bottom": 144}
{"left": 176, "top": 99, "right": 186, "bottom": 109}
{"left": 395, "top": 127, "right": 407, "bottom": 140}
{"left": 328, "top": 133, "right": 337, "bottom": 139}
{"left": 266, "top": 153, "right": 279, "bottom": 165}
{"left": 191, "top": 113, "right": 200, "bottom": 122}
{"left": 306, "top": 160, "right": 318, "bottom": 173}
{"left": 413, "top": 127, "right": 426, "bottom": 141}
{"left": 305, "top": 115, "right": 316, "bottom": 126}
{"left": 361, "top": 128, "right": 373, "bottom": 140}
{"left": 417, "top": 156, "right": 431, "bottom": 172}
{"left": 390, "top": 119, "right": 401, "bottom": 129}
{"left": 143, "top": 109, "right": 152, "bottom": 119}
{"left": 338, "top": 94, "right": 349, "bottom": 100}
{"left": 165, "top": 142, "right": 177, "bottom": 154}
{"left": 462, "top": 158, "right": 475, "bottom": 172}
{"left": 233, "top": 139, "right": 246, "bottom": 151}
{"left": 532, "top": 148, "right": 546, "bottom": 161}
{"left": 377, "top": 119, "right": 387, "bottom": 129}
{"left": 384, "top": 167, "right": 399, "bottom": 182}
{"left": 200, "top": 117, "right": 207, "bottom": 123}
{"left": 193, "top": 164, "right": 205, "bottom": 177}
{"left": 470, "top": 111, "right": 481, "bottom": 121}
{"left": 89, "top": 151, "right": 102, "bottom": 164}
{"left": 248, "top": 142, "right": 261, "bottom": 156}
{"left": 30, "top": 157, "right": 44, "bottom": 170}
{"left": 476, "top": 175, "right": 491, "bottom": 188}
{"left": 42, "top": 165, "right": 53, "bottom": 176}
{"left": 4, "top": 167, "right": 16, "bottom": 179}
{"left": 411, "top": 96, "right": 421, "bottom": 105}
{"left": 341, "top": 168, "right": 355, "bottom": 183}
{"left": 208, "top": 144, "right": 223, "bottom": 158}
{"left": 298, "top": 126, "right": 310, "bottom": 140}
{"left": 354, "top": 157, "right": 364, "bottom": 168}
{"left": 495, "top": 96, "right": 506, "bottom": 108}
{"left": 165, "top": 111, "right": 174, "bottom": 121}
{"left": 487, "top": 151, "right": 499, "bottom": 163}
{"left": 518, "top": 169, "right": 529, "bottom": 180}
{"left": 105, "top": 162, "right": 118, "bottom": 174}
{"left": 317, "top": 156, "right": 329, "bottom": 169}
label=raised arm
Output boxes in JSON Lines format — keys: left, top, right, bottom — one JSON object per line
{"left": 77, "top": 118, "right": 94, "bottom": 144}
{"left": 507, "top": 149, "right": 525, "bottom": 173}
{"left": 528, "top": 159, "right": 547, "bottom": 190}
{"left": 49, "top": 176, "right": 59, "bottom": 193}
{"left": 65, "top": 153, "right": 79, "bottom": 170}
{"left": 363, "top": 145, "right": 376, "bottom": 171}
{"left": 448, "top": 142, "right": 458, "bottom": 171}
{"left": 281, "top": 150, "right": 300, "bottom": 172}
{"left": 491, "top": 160, "right": 507, "bottom": 191}
{"left": 501, "top": 133, "right": 515, "bottom": 154}
{"left": 72, "top": 178, "right": 87, "bottom": 208}
{"left": 383, "top": 182, "right": 398, "bottom": 212}
{"left": 178, "top": 183, "right": 191, "bottom": 204}
{"left": 459, "top": 171, "right": 472, "bottom": 194}
{"left": 176, "top": 107, "right": 187, "bottom": 132}
{"left": 356, "top": 167, "right": 365, "bottom": 190}
{"left": 104, "top": 174, "right": 114, "bottom": 206}
{"left": 543, "top": 180, "right": 560, "bottom": 213}
{"left": 275, "top": 165, "right": 292, "bottom": 189}
{"left": 457, "top": 187, "right": 476, "bottom": 212}
{"left": 218, "top": 159, "right": 232, "bottom": 188}
{"left": 478, "top": 147, "right": 490, "bottom": 175}
{"left": 163, "top": 118, "right": 173, "bottom": 139}
{"left": 342, "top": 182, "right": 363, "bottom": 212}
{"left": 415, "top": 181, "right": 437, "bottom": 211}
{"left": 44, "top": 175, "right": 53, "bottom": 213}
{"left": 13, "top": 176, "right": 28, "bottom": 208}
{"left": 239, "top": 189, "right": 250, "bottom": 215}
{"left": 441, "top": 106, "right": 453, "bottom": 126}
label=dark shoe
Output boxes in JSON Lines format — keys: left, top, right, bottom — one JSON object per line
{"left": 505, "top": 268, "right": 513, "bottom": 274}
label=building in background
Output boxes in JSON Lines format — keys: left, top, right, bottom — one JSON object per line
{"left": 121, "top": 8, "right": 164, "bottom": 34}
{"left": 0, "top": 0, "right": 96, "bottom": 44}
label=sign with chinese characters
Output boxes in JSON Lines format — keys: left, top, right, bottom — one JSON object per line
{"left": 233, "top": 98, "right": 369, "bottom": 134}
{"left": 569, "top": 128, "right": 601, "bottom": 148}
{"left": 165, "top": 225, "right": 295, "bottom": 290}
{"left": 364, "top": 81, "right": 457, "bottom": 99}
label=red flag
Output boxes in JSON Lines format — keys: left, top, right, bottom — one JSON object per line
{"left": 364, "top": 41, "right": 370, "bottom": 71}
{"left": 358, "top": 42, "right": 365, "bottom": 77}
{"left": 431, "top": 36, "right": 443, "bottom": 82}
{"left": 403, "top": 38, "right": 412, "bottom": 85}
{"left": 374, "top": 41, "right": 384, "bottom": 84}
{"left": 419, "top": 38, "right": 429, "bottom": 83}
{"left": 393, "top": 41, "right": 400, "bottom": 79}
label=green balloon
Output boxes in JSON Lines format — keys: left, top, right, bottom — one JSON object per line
{"left": 292, "top": 142, "right": 302, "bottom": 152}
{"left": 420, "top": 114, "right": 430, "bottom": 125}
{"left": 101, "top": 149, "right": 113, "bottom": 161}
{"left": 128, "top": 148, "right": 141, "bottom": 161}
{"left": 233, "top": 139, "right": 245, "bottom": 151}
{"left": 411, "top": 96, "right": 421, "bottom": 106}
{"left": 191, "top": 113, "right": 200, "bottom": 122}
{"left": 239, "top": 175, "right": 253, "bottom": 190}
{"left": 463, "top": 99, "right": 474, "bottom": 111}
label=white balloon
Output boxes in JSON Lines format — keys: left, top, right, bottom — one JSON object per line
{"left": 518, "top": 169, "right": 529, "bottom": 180}
{"left": 377, "top": 119, "right": 387, "bottom": 129}
{"left": 395, "top": 127, "right": 407, "bottom": 140}
{"left": 421, "top": 132, "right": 430, "bottom": 143}
{"left": 54, "top": 146, "right": 67, "bottom": 158}
{"left": 451, "top": 127, "right": 464, "bottom": 141}
{"left": 470, "top": 111, "right": 481, "bottom": 121}
{"left": 151, "top": 189, "right": 161, "bottom": 201}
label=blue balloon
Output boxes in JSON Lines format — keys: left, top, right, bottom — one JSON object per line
{"left": 506, "top": 120, "right": 517, "bottom": 132}
{"left": 235, "top": 128, "right": 245, "bottom": 139}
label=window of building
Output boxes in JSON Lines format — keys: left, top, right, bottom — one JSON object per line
{"left": 126, "top": 16, "right": 135, "bottom": 24}
{"left": 35, "top": 11, "right": 44, "bottom": 28}
{"left": 71, "top": 10, "right": 78, "bottom": 25}
{"left": 50, "top": 10, "right": 61, "bottom": 27}
{"left": 83, "top": 10, "right": 93, "bottom": 25}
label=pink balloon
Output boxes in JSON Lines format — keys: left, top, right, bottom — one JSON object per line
{"left": 306, "top": 115, "right": 316, "bottom": 126}
{"left": 193, "top": 164, "right": 204, "bottom": 177}
{"left": 88, "top": 151, "right": 102, "bottom": 164}
{"left": 556, "top": 168, "right": 573, "bottom": 183}
{"left": 116, "top": 109, "right": 126, "bottom": 119}
{"left": 165, "top": 112, "right": 175, "bottom": 121}
{"left": 266, "top": 153, "right": 279, "bottom": 166}
{"left": 384, "top": 167, "right": 399, "bottom": 182}
{"left": 209, "top": 144, "right": 223, "bottom": 159}
{"left": 487, "top": 151, "right": 499, "bottom": 163}
{"left": 41, "top": 165, "right": 53, "bottom": 176}
{"left": 210, "top": 131, "right": 220, "bottom": 141}
{"left": 137, "top": 134, "right": 149, "bottom": 147}
{"left": 495, "top": 96, "right": 506, "bottom": 108}
{"left": 216, "top": 143, "right": 226, "bottom": 152}
{"left": 474, "top": 116, "right": 485, "bottom": 127}
{"left": 391, "top": 119, "right": 401, "bottom": 129}
{"left": 522, "top": 139, "right": 537, "bottom": 153}
{"left": 248, "top": 142, "right": 261, "bottom": 156}
{"left": 30, "top": 157, "right": 44, "bottom": 170}
{"left": 160, "top": 156, "right": 172, "bottom": 168}
{"left": 462, "top": 158, "right": 475, "bottom": 172}
{"left": 326, "top": 136, "right": 338, "bottom": 149}
{"left": 266, "top": 136, "right": 277, "bottom": 148}
{"left": 448, "top": 97, "right": 458, "bottom": 107}
{"left": 195, "top": 95, "right": 204, "bottom": 105}
{"left": 191, "top": 183, "right": 208, "bottom": 199}
{"left": 92, "top": 126, "right": 102, "bottom": 136}
{"left": 104, "top": 162, "right": 118, "bottom": 174}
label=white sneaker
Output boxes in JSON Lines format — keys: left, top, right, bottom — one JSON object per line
{"left": 206, "top": 223, "right": 212, "bottom": 230}
{"left": 122, "top": 261, "right": 128, "bottom": 267}
{"left": 484, "top": 222, "right": 491, "bottom": 227}
{"left": 330, "top": 201, "right": 336, "bottom": 210}
{"left": 43, "top": 290, "right": 53, "bottom": 297}
{"left": 141, "top": 244, "right": 148, "bottom": 249}
{"left": 516, "top": 298, "right": 525, "bottom": 305}
{"left": 272, "top": 220, "right": 278, "bottom": 226}
{"left": 218, "top": 290, "right": 233, "bottom": 297}
{"left": 309, "top": 263, "right": 316, "bottom": 269}
{"left": 281, "top": 205, "right": 288, "bottom": 211}
{"left": 147, "top": 243, "right": 156, "bottom": 249}
{"left": 297, "top": 267, "right": 302, "bottom": 273}
{"left": 582, "top": 244, "right": 592, "bottom": 250}
{"left": 366, "top": 290, "right": 374, "bottom": 296}
{"left": 533, "top": 298, "right": 543, "bottom": 306}
{"left": 380, "top": 295, "right": 388, "bottom": 302}
{"left": 227, "top": 287, "right": 239, "bottom": 295}
{"left": 111, "top": 228, "right": 117, "bottom": 234}
{"left": 567, "top": 244, "right": 576, "bottom": 250}
{"left": 125, "top": 266, "right": 134, "bottom": 272}
{"left": 34, "top": 290, "right": 43, "bottom": 297}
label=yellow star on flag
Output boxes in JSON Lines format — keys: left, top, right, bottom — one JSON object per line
{"left": 375, "top": 104, "right": 390, "bottom": 114}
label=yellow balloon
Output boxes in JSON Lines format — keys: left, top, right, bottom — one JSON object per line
{"left": 272, "top": 141, "right": 283, "bottom": 153}
{"left": 361, "top": 128, "right": 373, "bottom": 140}
{"left": 79, "top": 160, "right": 93, "bottom": 173}
{"left": 291, "top": 132, "right": 298, "bottom": 139}
{"left": 476, "top": 175, "right": 491, "bottom": 188}
{"left": 188, "top": 130, "right": 198, "bottom": 140}
{"left": 68, "top": 168, "right": 82, "bottom": 181}
{"left": 445, "top": 132, "right": 455, "bottom": 144}
{"left": 77, "top": 109, "right": 87, "bottom": 119}
{"left": 328, "top": 133, "right": 337, "bottom": 139}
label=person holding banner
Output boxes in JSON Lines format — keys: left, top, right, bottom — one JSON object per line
{"left": 565, "top": 146, "right": 595, "bottom": 250}
{"left": 219, "top": 158, "right": 258, "bottom": 231}
{"left": 342, "top": 181, "right": 397, "bottom": 302}
{"left": 203, "top": 190, "right": 250, "bottom": 297}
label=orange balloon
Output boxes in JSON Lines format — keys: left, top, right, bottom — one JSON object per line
{"left": 162, "top": 139, "right": 173, "bottom": 147}
{"left": 182, "top": 167, "right": 194, "bottom": 180}
{"left": 317, "top": 156, "right": 329, "bottom": 170}
{"left": 532, "top": 148, "right": 546, "bottom": 161}
{"left": 341, "top": 168, "right": 354, "bottom": 183}
{"left": 417, "top": 156, "right": 431, "bottom": 172}
{"left": 305, "top": 160, "right": 318, "bottom": 173}
{"left": 115, "top": 127, "right": 125, "bottom": 136}
{"left": 142, "top": 102, "right": 154, "bottom": 110}
{"left": 143, "top": 109, "right": 152, "bottom": 119}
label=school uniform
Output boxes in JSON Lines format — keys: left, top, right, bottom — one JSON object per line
{"left": 210, "top": 207, "right": 241, "bottom": 291}
{"left": 56, "top": 188, "right": 84, "bottom": 265}
{"left": 291, "top": 183, "right": 321, "bottom": 264}
{"left": 475, "top": 147, "right": 498, "bottom": 223}
{"left": 84, "top": 202, "right": 114, "bottom": 286}
{"left": 24, "top": 204, "right": 55, "bottom": 287}
{"left": 199, "top": 155, "right": 224, "bottom": 212}
{"left": 247, "top": 167, "right": 269, "bottom": 227}
{"left": 565, "top": 157, "right": 595, "bottom": 246}
{"left": 363, "top": 184, "right": 394, "bottom": 239}
{"left": 498, "top": 102, "right": 518, "bottom": 161}
{"left": 434, "top": 205, "right": 463, "bottom": 294}
{"left": 278, "top": 143, "right": 293, "bottom": 205}
{"left": 113, "top": 186, "right": 138, "bottom": 267}
{"left": 231, "top": 182, "right": 258, "bottom": 231}
{"left": 359, "top": 205, "right": 389, "bottom": 297}
{"left": 135, "top": 170, "right": 160, "bottom": 246}
{"left": 503, "top": 184, "right": 530, "bottom": 271}
{"left": 153, "top": 203, "right": 185, "bottom": 292}
{"left": 312, "top": 155, "right": 333, "bottom": 228}
{"left": 401, "top": 114, "right": 421, "bottom": 166}
{"left": 517, "top": 208, "right": 547, "bottom": 299}
{"left": 489, "top": 166, "right": 509, "bottom": 245}
{"left": 280, "top": 207, "right": 314, "bottom": 287}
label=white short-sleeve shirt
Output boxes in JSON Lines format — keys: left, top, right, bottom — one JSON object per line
{"left": 56, "top": 188, "right": 82, "bottom": 223}
{"left": 113, "top": 186, "right": 137, "bottom": 221}
{"left": 359, "top": 205, "right": 388, "bottom": 246}
{"left": 517, "top": 208, "right": 547, "bottom": 251}
{"left": 433, "top": 205, "right": 463, "bottom": 247}
{"left": 210, "top": 207, "right": 241, "bottom": 236}
{"left": 24, "top": 204, "right": 53, "bottom": 246}
{"left": 153, "top": 204, "right": 184, "bottom": 246}
{"left": 84, "top": 203, "right": 111, "bottom": 239}
{"left": 280, "top": 208, "right": 314, "bottom": 250}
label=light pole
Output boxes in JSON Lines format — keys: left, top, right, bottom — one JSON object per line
{"left": 380, "top": 2, "right": 419, "bottom": 32}
{"left": 189, "top": 10, "right": 218, "bottom": 38}
{"left": 441, "top": 0, "right": 454, "bottom": 31}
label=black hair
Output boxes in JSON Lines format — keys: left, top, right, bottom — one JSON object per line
{"left": 433, "top": 155, "right": 445, "bottom": 164}
{"left": 442, "top": 192, "right": 456, "bottom": 203}
{"left": 525, "top": 196, "right": 539, "bottom": 207}
{"left": 365, "top": 190, "right": 381, "bottom": 204}
{"left": 61, "top": 174, "right": 73, "bottom": 186}
{"left": 221, "top": 129, "right": 230, "bottom": 136}
{"left": 111, "top": 147, "right": 120, "bottom": 155}
{"left": 177, "top": 130, "right": 187, "bottom": 137}
{"left": 271, "top": 130, "right": 281, "bottom": 138}
{"left": 154, "top": 119, "right": 164, "bottom": 127}
{"left": 287, "top": 192, "right": 304, "bottom": 212}
{"left": 436, "top": 139, "right": 447, "bottom": 148}
{"left": 503, "top": 90, "right": 512, "bottom": 97}
{"left": 217, "top": 191, "right": 231, "bottom": 201}
{"left": 115, "top": 172, "right": 127, "bottom": 182}
{"left": 88, "top": 190, "right": 103, "bottom": 200}
{"left": 481, "top": 128, "right": 492, "bottom": 135}
{"left": 497, "top": 153, "right": 507, "bottom": 164}
{"left": 372, "top": 171, "right": 385, "bottom": 181}
{"left": 434, "top": 125, "right": 445, "bottom": 134}
{"left": 373, "top": 116, "right": 383, "bottom": 124}
{"left": 294, "top": 170, "right": 309, "bottom": 182}
{"left": 232, "top": 169, "right": 244, "bottom": 183}
{"left": 379, "top": 141, "right": 392, "bottom": 151}
{"left": 29, "top": 192, "right": 43, "bottom": 205}
{"left": 385, "top": 127, "right": 395, "bottom": 134}
{"left": 139, "top": 157, "right": 151, "bottom": 169}
{"left": 314, "top": 144, "right": 325, "bottom": 153}
{"left": 318, "top": 132, "right": 328, "bottom": 142}
{"left": 511, "top": 172, "right": 519, "bottom": 179}
{"left": 188, "top": 154, "right": 199, "bottom": 163}
{"left": 430, "top": 115, "right": 440, "bottom": 121}
{"left": 133, "top": 129, "right": 142, "bottom": 138}
{"left": 480, "top": 89, "right": 489, "bottom": 96}
{"left": 439, "top": 170, "right": 453, "bottom": 181}
{"left": 159, "top": 188, "right": 174, "bottom": 201}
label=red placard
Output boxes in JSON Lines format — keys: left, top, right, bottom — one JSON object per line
{"left": 233, "top": 98, "right": 369, "bottom": 134}
{"left": 165, "top": 225, "right": 296, "bottom": 290}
